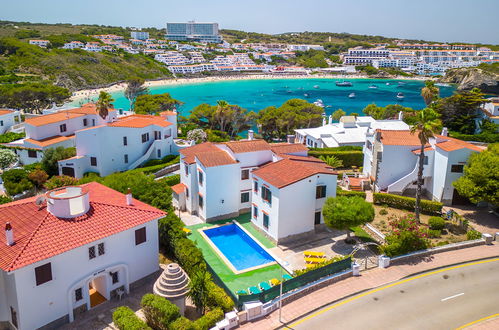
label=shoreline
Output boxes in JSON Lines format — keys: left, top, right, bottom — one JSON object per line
{"left": 70, "top": 73, "right": 432, "bottom": 102}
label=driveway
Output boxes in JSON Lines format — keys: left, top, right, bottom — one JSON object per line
{"left": 448, "top": 205, "right": 499, "bottom": 235}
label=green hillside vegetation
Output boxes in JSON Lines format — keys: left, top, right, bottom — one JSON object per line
{"left": 0, "top": 37, "right": 171, "bottom": 90}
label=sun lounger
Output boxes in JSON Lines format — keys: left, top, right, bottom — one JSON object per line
{"left": 248, "top": 286, "right": 261, "bottom": 294}
{"left": 182, "top": 228, "right": 191, "bottom": 235}
{"left": 259, "top": 281, "right": 271, "bottom": 291}
{"left": 236, "top": 289, "right": 247, "bottom": 295}
{"left": 270, "top": 278, "right": 280, "bottom": 286}
{"left": 305, "top": 257, "right": 327, "bottom": 264}
{"left": 303, "top": 251, "right": 325, "bottom": 258}
{"left": 306, "top": 263, "right": 317, "bottom": 269}
{"left": 282, "top": 274, "right": 292, "bottom": 281}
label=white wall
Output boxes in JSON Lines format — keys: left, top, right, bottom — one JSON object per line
{"left": 377, "top": 145, "right": 418, "bottom": 189}
{"left": 201, "top": 163, "right": 240, "bottom": 220}
{"left": 7, "top": 219, "right": 159, "bottom": 330}
{"left": 0, "top": 112, "right": 19, "bottom": 134}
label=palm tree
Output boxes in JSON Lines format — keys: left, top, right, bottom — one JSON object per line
{"left": 320, "top": 155, "right": 343, "bottom": 169}
{"left": 421, "top": 80, "right": 439, "bottom": 106}
{"left": 187, "top": 270, "right": 211, "bottom": 314}
{"left": 124, "top": 77, "right": 149, "bottom": 111}
{"left": 411, "top": 107, "right": 441, "bottom": 222}
{"left": 96, "top": 91, "right": 114, "bottom": 119}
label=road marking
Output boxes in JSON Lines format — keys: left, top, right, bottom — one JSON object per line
{"left": 287, "top": 257, "right": 499, "bottom": 329}
{"left": 455, "top": 313, "right": 499, "bottom": 329}
{"left": 441, "top": 292, "right": 464, "bottom": 302}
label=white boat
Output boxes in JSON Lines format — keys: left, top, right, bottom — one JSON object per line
{"left": 397, "top": 92, "right": 405, "bottom": 100}
{"left": 386, "top": 82, "right": 390, "bottom": 86}
{"left": 336, "top": 81, "right": 353, "bottom": 87}
{"left": 313, "top": 85, "right": 320, "bottom": 89}
{"left": 304, "top": 93, "right": 310, "bottom": 98}
{"left": 348, "top": 93, "right": 356, "bottom": 99}
{"left": 398, "top": 81, "right": 406, "bottom": 85}
{"left": 314, "top": 99, "right": 325, "bottom": 107}
{"left": 368, "top": 85, "right": 378, "bottom": 89}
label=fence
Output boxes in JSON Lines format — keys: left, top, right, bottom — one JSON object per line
{"left": 208, "top": 257, "right": 352, "bottom": 309}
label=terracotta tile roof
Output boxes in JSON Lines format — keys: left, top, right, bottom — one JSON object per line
{"left": 0, "top": 109, "right": 15, "bottom": 115}
{"left": 196, "top": 150, "right": 237, "bottom": 168}
{"left": 270, "top": 143, "right": 308, "bottom": 155}
{"left": 435, "top": 136, "right": 483, "bottom": 152}
{"left": 225, "top": 140, "right": 270, "bottom": 153}
{"left": 252, "top": 157, "right": 336, "bottom": 189}
{"left": 179, "top": 142, "right": 221, "bottom": 164}
{"left": 24, "top": 135, "right": 75, "bottom": 147}
{"left": 171, "top": 183, "right": 187, "bottom": 195}
{"left": 0, "top": 182, "right": 165, "bottom": 272}
{"left": 26, "top": 112, "right": 85, "bottom": 127}
{"left": 378, "top": 130, "right": 423, "bottom": 146}
{"left": 412, "top": 146, "right": 434, "bottom": 154}
{"left": 108, "top": 114, "right": 172, "bottom": 128}
{"left": 160, "top": 111, "right": 177, "bottom": 116}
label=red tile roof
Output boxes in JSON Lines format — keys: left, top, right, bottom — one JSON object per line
{"left": 25, "top": 104, "right": 112, "bottom": 127}
{"left": 270, "top": 143, "right": 308, "bottom": 155}
{"left": 171, "top": 183, "right": 187, "bottom": 195}
{"left": 252, "top": 156, "right": 336, "bottom": 189}
{"left": 196, "top": 150, "right": 237, "bottom": 168}
{"left": 0, "top": 109, "right": 15, "bottom": 115}
{"left": 108, "top": 114, "right": 172, "bottom": 128}
{"left": 24, "top": 135, "right": 75, "bottom": 147}
{"left": 435, "top": 137, "right": 483, "bottom": 152}
{"left": 0, "top": 182, "right": 165, "bottom": 272}
{"left": 179, "top": 142, "right": 221, "bottom": 164}
{"left": 378, "top": 130, "right": 423, "bottom": 146}
{"left": 225, "top": 140, "right": 270, "bottom": 153}
{"left": 412, "top": 146, "right": 434, "bottom": 154}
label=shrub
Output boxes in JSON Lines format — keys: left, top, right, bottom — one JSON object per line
{"left": 141, "top": 155, "right": 179, "bottom": 168}
{"left": 308, "top": 149, "right": 363, "bottom": 167}
{"left": 44, "top": 175, "right": 79, "bottom": 190}
{"left": 0, "top": 195, "right": 13, "bottom": 204}
{"left": 112, "top": 306, "right": 151, "bottom": 330}
{"left": 168, "top": 317, "right": 194, "bottom": 330}
{"left": 466, "top": 229, "right": 482, "bottom": 240}
{"left": 428, "top": 217, "right": 446, "bottom": 230}
{"left": 379, "top": 208, "right": 388, "bottom": 216}
{"left": 28, "top": 168, "right": 49, "bottom": 188}
{"left": 141, "top": 294, "right": 180, "bottom": 330}
{"left": 427, "top": 229, "right": 441, "bottom": 238}
{"left": 381, "top": 216, "right": 430, "bottom": 257}
{"left": 0, "top": 132, "right": 25, "bottom": 143}
{"left": 336, "top": 190, "right": 366, "bottom": 198}
{"left": 373, "top": 193, "right": 442, "bottom": 215}
{"left": 192, "top": 308, "right": 224, "bottom": 330}
{"left": 160, "top": 174, "right": 180, "bottom": 186}
{"left": 174, "top": 238, "right": 207, "bottom": 275}
{"left": 206, "top": 281, "right": 235, "bottom": 312}
{"left": 294, "top": 255, "right": 349, "bottom": 276}
{"left": 41, "top": 147, "right": 76, "bottom": 176}
{"left": 2, "top": 168, "right": 34, "bottom": 195}
{"left": 0, "top": 149, "right": 18, "bottom": 169}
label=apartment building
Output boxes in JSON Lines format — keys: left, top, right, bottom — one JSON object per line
{"left": 130, "top": 31, "right": 150, "bottom": 40}
{"left": 166, "top": 21, "right": 222, "bottom": 43}
{"left": 28, "top": 40, "right": 50, "bottom": 47}
{"left": 0, "top": 109, "right": 22, "bottom": 134}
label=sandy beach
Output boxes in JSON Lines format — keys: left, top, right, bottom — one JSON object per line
{"left": 70, "top": 73, "right": 430, "bottom": 102}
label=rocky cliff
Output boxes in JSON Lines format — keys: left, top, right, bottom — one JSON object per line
{"left": 439, "top": 67, "right": 499, "bottom": 95}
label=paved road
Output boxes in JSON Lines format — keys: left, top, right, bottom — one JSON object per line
{"left": 288, "top": 259, "right": 499, "bottom": 330}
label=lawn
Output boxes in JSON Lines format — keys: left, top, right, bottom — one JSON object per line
{"left": 187, "top": 213, "right": 289, "bottom": 294}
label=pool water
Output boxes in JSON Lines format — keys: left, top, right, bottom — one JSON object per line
{"left": 203, "top": 223, "right": 275, "bottom": 272}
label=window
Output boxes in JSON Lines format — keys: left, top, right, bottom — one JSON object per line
{"left": 111, "top": 271, "right": 119, "bottom": 284}
{"left": 198, "top": 194, "right": 204, "bottom": 208}
{"left": 124, "top": 154, "right": 128, "bottom": 163}
{"left": 263, "top": 213, "right": 269, "bottom": 229}
{"left": 253, "top": 181, "right": 258, "bottom": 192}
{"left": 28, "top": 150, "right": 37, "bottom": 158}
{"left": 83, "top": 118, "right": 88, "bottom": 126}
{"left": 198, "top": 171, "right": 204, "bottom": 185}
{"left": 241, "top": 169, "right": 249, "bottom": 180}
{"left": 185, "top": 187, "right": 189, "bottom": 198}
{"left": 316, "top": 185, "right": 326, "bottom": 199}
{"left": 253, "top": 205, "right": 258, "bottom": 218}
{"left": 0, "top": 120, "right": 3, "bottom": 126}
{"left": 135, "top": 227, "right": 147, "bottom": 245}
{"left": 154, "top": 131, "right": 161, "bottom": 140}
{"left": 261, "top": 186, "right": 272, "bottom": 205}
{"left": 123, "top": 136, "right": 128, "bottom": 146}
{"left": 141, "top": 133, "right": 149, "bottom": 143}
{"left": 90, "top": 157, "right": 97, "bottom": 166}
{"left": 92, "top": 119, "right": 96, "bottom": 126}
{"left": 75, "top": 288, "right": 83, "bottom": 301}
{"left": 89, "top": 246, "right": 96, "bottom": 259}
{"left": 451, "top": 164, "right": 464, "bottom": 173}
{"left": 423, "top": 156, "right": 429, "bottom": 165}
{"left": 241, "top": 192, "right": 250, "bottom": 203}
{"left": 98, "top": 243, "right": 105, "bottom": 256}
{"left": 60, "top": 124, "right": 67, "bottom": 133}
{"left": 157, "top": 149, "right": 161, "bottom": 158}
{"left": 184, "top": 164, "right": 189, "bottom": 176}
{"left": 314, "top": 211, "right": 321, "bottom": 225}
{"left": 35, "top": 263, "right": 52, "bottom": 286}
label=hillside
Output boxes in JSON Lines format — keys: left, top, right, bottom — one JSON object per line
{"left": 0, "top": 37, "right": 171, "bottom": 91}
{"left": 439, "top": 63, "right": 499, "bottom": 94}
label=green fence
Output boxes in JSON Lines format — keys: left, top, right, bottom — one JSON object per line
{"left": 208, "top": 257, "right": 352, "bottom": 309}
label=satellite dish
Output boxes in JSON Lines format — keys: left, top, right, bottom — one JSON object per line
{"left": 35, "top": 196, "right": 46, "bottom": 206}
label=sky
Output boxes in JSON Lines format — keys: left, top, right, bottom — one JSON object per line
{"left": 2, "top": 0, "right": 498, "bottom": 44}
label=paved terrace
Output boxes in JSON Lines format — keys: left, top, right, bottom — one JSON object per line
{"left": 240, "top": 242, "right": 499, "bottom": 330}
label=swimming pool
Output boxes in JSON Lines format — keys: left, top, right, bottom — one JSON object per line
{"left": 201, "top": 223, "right": 276, "bottom": 273}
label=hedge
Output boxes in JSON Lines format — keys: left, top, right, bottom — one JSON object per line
{"left": 160, "top": 174, "right": 180, "bottom": 186}
{"left": 373, "top": 193, "right": 442, "bottom": 215}
{"left": 112, "top": 306, "right": 151, "bottom": 330}
{"left": 141, "top": 294, "right": 180, "bottom": 330}
{"left": 192, "top": 308, "right": 224, "bottom": 330}
{"left": 308, "top": 150, "right": 363, "bottom": 167}
{"left": 168, "top": 317, "right": 194, "bottom": 330}
{"left": 337, "top": 190, "right": 366, "bottom": 199}
{"left": 132, "top": 156, "right": 180, "bottom": 175}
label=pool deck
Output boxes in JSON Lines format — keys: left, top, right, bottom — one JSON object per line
{"left": 187, "top": 213, "right": 288, "bottom": 294}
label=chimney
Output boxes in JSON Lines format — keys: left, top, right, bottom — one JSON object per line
{"left": 126, "top": 188, "right": 133, "bottom": 206}
{"left": 441, "top": 127, "right": 448, "bottom": 137}
{"left": 248, "top": 130, "right": 254, "bottom": 140}
{"left": 5, "top": 222, "right": 14, "bottom": 246}
{"left": 287, "top": 135, "right": 295, "bottom": 144}
{"left": 328, "top": 115, "right": 333, "bottom": 125}
{"left": 398, "top": 111, "right": 404, "bottom": 121}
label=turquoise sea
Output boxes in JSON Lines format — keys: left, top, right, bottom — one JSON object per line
{"left": 71, "top": 78, "right": 455, "bottom": 117}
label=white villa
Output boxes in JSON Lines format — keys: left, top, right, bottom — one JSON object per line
{"left": 363, "top": 129, "right": 484, "bottom": 205}
{"left": 2, "top": 104, "right": 118, "bottom": 165}
{"left": 0, "top": 109, "right": 22, "bottom": 134}
{"left": 295, "top": 115, "right": 409, "bottom": 148}
{"left": 479, "top": 97, "right": 499, "bottom": 126}
{"left": 172, "top": 136, "right": 338, "bottom": 242}
{"left": 0, "top": 182, "right": 165, "bottom": 330}
{"left": 58, "top": 110, "right": 181, "bottom": 178}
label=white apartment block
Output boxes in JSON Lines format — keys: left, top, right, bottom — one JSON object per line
{"left": 287, "top": 44, "right": 324, "bottom": 51}
{"left": 0, "top": 183, "right": 164, "bottom": 330}
{"left": 479, "top": 98, "right": 499, "bottom": 126}
{"left": 295, "top": 115, "right": 409, "bottom": 148}
{"left": 130, "top": 31, "right": 150, "bottom": 40}
{"left": 58, "top": 111, "right": 181, "bottom": 178}
{"left": 343, "top": 47, "right": 390, "bottom": 65}
{"left": 168, "top": 63, "right": 216, "bottom": 74}
{"left": 29, "top": 40, "right": 50, "bottom": 48}
{"left": 62, "top": 41, "right": 85, "bottom": 49}
{"left": 2, "top": 104, "right": 117, "bottom": 165}
{"left": 172, "top": 137, "right": 337, "bottom": 242}
{"left": 0, "top": 109, "right": 22, "bottom": 134}
{"left": 363, "top": 130, "right": 483, "bottom": 205}
{"left": 155, "top": 52, "right": 191, "bottom": 65}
